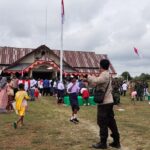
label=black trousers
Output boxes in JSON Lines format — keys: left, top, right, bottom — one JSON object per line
{"left": 57, "top": 89, "right": 64, "bottom": 103}
{"left": 43, "top": 88, "right": 49, "bottom": 96}
{"left": 97, "top": 103, "right": 120, "bottom": 144}
{"left": 123, "top": 90, "right": 126, "bottom": 96}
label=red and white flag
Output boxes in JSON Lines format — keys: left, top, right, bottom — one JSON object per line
{"left": 61, "top": 0, "right": 65, "bottom": 24}
{"left": 134, "top": 47, "right": 139, "bottom": 56}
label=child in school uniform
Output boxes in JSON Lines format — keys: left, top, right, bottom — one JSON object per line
{"left": 81, "top": 87, "right": 90, "bottom": 106}
{"left": 34, "top": 85, "right": 39, "bottom": 100}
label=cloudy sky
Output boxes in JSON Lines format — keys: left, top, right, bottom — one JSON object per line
{"left": 0, "top": 0, "right": 150, "bottom": 76}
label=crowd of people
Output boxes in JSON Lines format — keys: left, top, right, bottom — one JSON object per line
{"left": 0, "top": 74, "right": 149, "bottom": 114}
{"left": 0, "top": 75, "right": 91, "bottom": 113}
{"left": 1, "top": 58, "right": 150, "bottom": 149}
{"left": 112, "top": 79, "right": 150, "bottom": 105}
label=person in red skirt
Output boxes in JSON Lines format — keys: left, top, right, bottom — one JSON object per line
{"left": 34, "top": 86, "right": 39, "bottom": 100}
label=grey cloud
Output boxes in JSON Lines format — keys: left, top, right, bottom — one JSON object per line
{"left": 0, "top": 0, "right": 150, "bottom": 76}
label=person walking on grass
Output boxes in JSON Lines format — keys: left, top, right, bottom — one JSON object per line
{"left": 122, "top": 81, "right": 128, "bottom": 96}
{"left": 13, "top": 83, "right": 30, "bottom": 129}
{"left": 67, "top": 77, "right": 80, "bottom": 124}
{"left": 88, "top": 59, "right": 121, "bottom": 149}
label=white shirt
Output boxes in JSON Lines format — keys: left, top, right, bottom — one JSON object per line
{"left": 30, "top": 79, "right": 37, "bottom": 89}
{"left": 49, "top": 80, "right": 52, "bottom": 87}
{"left": 57, "top": 82, "right": 65, "bottom": 90}
{"left": 24, "top": 80, "right": 29, "bottom": 91}
{"left": 53, "top": 81, "right": 57, "bottom": 88}
{"left": 67, "top": 82, "right": 80, "bottom": 94}
{"left": 80, "top": 88, "right": 87, "bottom": 94}
{"left": 122, "top": 83, "right": 128, "bottom": 91}
{"left": 38, "top": 80, "right": 43, "bottom": 89}
{"left": 18, "top": 80, "right": 23, "bottom": 85}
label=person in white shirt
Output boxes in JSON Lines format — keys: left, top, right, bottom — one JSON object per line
{"left": 53, "top": 80, "right": 57, "bottom": 96}
{"left": 24, "top": 78, "right": 30, "bottom": 92}
{"left": 29, "top": 78, "right": 37, "bottom": 101}
{"left": 38, "top": 79, "right": 43, "bottom": 94}
{"left": 57, "top": 81, "right": 65, "bottom": 104}
{"left": 122, "top": 82, "right": 128, "bottom": 96}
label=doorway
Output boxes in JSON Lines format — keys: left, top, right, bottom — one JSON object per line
{"left": 32, "top": 71, "right": 53, "bottom": 80}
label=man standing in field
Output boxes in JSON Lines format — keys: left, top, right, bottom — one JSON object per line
{"left": 88, "top": 59, "right": 121, "bottom": 149}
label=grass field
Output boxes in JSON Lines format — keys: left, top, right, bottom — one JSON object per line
{"left": 0, "top": 95, "right": 150, "bottom": 150}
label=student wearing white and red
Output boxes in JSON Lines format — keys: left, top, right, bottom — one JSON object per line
{"left": 34, "top": 85, "right": 39, "bottom": 100}
{"left": 18, "top": 77, "right": 24, "bottom": 86}
{"left": 81, "top": 87, "right": 90, "bottom": 106}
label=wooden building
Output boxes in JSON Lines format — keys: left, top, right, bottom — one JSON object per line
{"left": 0, "top": 45, "right": 116, "bottom": 79}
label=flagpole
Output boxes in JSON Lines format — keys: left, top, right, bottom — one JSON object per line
{"left": 60, "top": 22, "right": 63, "bottom": 82}
{"left": 60, "top": 0, "right": 64, "bottom": 82}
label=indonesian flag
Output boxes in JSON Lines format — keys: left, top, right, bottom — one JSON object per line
{"left": 134, "top": 47, "right": 139, "bottom": 56}
{"left": 61, "top": 0, "right": 65, "bottom": 24}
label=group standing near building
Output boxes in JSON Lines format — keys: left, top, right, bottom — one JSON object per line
{"left": 0, "top": 59, "right": 150, "bottom": 149}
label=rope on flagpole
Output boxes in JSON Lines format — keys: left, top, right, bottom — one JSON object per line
{"left": 45, "top": 1, "right": 48, "bottom": 45}
{"left": 60, "top": 22, "right": 63, "bottom": 82}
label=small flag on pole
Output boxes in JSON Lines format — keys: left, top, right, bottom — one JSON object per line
{"left": 61, "top": 0, "right": 65, "bottom": 24}
{"left": 134, "top": 47, "right": 139, "bottom": 56}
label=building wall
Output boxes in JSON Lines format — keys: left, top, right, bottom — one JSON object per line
{"left": 20, "top": 53, "right": 35, "bottom": 63}
{"left": 4, "top": 47, "right": 78, "bottom": 74}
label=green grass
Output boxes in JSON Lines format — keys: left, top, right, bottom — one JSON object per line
{"left": 0, "top": 95, "right": 150, "bottom": 150}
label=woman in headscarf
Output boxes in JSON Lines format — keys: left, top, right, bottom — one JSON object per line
{"left": 0, "top": 76, "right": 8, "bottom": 113}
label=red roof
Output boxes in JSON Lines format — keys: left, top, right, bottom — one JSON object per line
{"left": 0, "top": 45, "right": 116, "bottom": 74}
{"left": 0, "top": 46, "right": 33, "bottom": 64}
{"left": 53, "top": 50, "right": 116, "bottom": 74}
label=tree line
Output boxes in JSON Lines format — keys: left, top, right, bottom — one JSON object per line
{"left": 121, "top": 72, "right": 150, "bottom": 81}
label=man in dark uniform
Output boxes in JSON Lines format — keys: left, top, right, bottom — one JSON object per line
{"left": 112, "top": 79, "right": 120, "bottom": 105}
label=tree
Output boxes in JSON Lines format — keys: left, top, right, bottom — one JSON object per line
{"left": 121, "top": 71, "right": 132, "bottom": 81}
{"left": 139, "top": 73, "right": 150, "bottom": 80}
